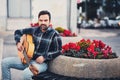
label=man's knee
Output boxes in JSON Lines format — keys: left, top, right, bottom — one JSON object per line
{"left": 23, "top": 67, "right": 33, "bottom": 80}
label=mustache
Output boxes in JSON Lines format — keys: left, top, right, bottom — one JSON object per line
{"left": 40, "top": 24, "right": 48, "bottom": 30}
{"left": 40, "top": 24, "right": 47, "bottom": 27}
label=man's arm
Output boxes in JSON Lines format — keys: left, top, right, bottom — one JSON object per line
{"left": 33, "top": 34, "right": 62, "bottom": 63}
{"left": 14, "top": 27, "right": 35, "bottom": 44}
{"left": 14, "top": 28, "right": 35, "bottom": 62}
{"left": 43, "top": 34, "right": 62, "bottom": 61}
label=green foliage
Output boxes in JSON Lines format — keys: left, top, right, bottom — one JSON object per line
{"left": 55, "top": 27, "right": 65, "bottom": 33}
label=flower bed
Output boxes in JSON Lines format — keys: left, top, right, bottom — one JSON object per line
{"left": 49, "top": 38, "right": 119, "bottom": 78}
{"left": 62, "top": 39, "right": 118, "bottom": 59}
{"left": 55, "top": 27, "right": 77, "bottom": 37}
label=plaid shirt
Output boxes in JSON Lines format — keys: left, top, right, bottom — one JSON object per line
{"left": 14, "top": 27, "right": 62, "bottom": 62}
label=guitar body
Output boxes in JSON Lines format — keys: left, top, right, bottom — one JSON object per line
{"left": 18, "top": 34, "right": 35, "bottom": 64}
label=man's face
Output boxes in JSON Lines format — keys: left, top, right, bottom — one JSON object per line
{"left": 38, "top": 14, "right": 50, "bottom": 31}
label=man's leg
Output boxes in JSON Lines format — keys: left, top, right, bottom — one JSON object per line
{"left": 1, "top": 57, "right": 27, "bottom": 80}
{"left": 23, "top": 61, "right": 48, "bottom": 80}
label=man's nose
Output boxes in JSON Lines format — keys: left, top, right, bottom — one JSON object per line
{"left": 41, "top": 21, "right": 45, "bottom": 24}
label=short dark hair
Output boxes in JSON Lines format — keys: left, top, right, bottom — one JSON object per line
{"left": 38, "top": 10, "right": 51, "bottom": 20}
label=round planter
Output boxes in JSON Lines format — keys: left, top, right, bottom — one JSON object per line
{"left": 49, "top": 55, "right": 120, "bottom": 78}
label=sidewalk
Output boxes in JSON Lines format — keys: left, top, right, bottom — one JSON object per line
{"left": 0, "top": 39, "right": 3, "bottom": 80}
{"left": 79, "top": 28, "right": 120, "bottom": 37}
{"left": 0, "top": 30, "right": 12, "bottom": 80}
{"left": 1, "top": 28, "right": 120, "bottom": 41}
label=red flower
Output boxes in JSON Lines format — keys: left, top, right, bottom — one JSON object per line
{"left": 31, "top": 22, "right": 39, "bottom": 27}
{"left": 63, "top": 30, "right": 72, "bottom": 36}
{"left": 102, "top": 49, "right": 109, "bottom": 58}
{"left": 99, "top": 40, "right": 106, "bottom": 49}
{"left": 62, "top": 44, "right": 69, "bottom": 51}
{"left": 55, "top": 27, "right": 77, "bottom": 37}
{"left": 72, "top": 33, "right": 77, "bottom": 37}
{"left": 76, "top": 45, "right": 81, "bottom": 51}
{"left": 86, "top": 39, "right": 91, "bottom": 43}
{"left": 87, "top": 44, "right": 95, "bottom": 52}
{"left": 69, "top": 43, "right": 77, "bottom": 49}
{"left": 62, "top": 39, "right": 117, "bottom": 59}
{"left": 30, "top": 22, "right": 52, "bottom": 28}
{"left": 93, "top": 40, "right": 99, "bottom": 47}
{"left": 80, "top": 39, "right": 85, "bottom": 42}
{"left": 59, "top": 33, "right": 66, "bottom": 37}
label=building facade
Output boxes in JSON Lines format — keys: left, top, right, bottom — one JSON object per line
{"left": 0, "top": 0, "right": 77, "bottom": 33}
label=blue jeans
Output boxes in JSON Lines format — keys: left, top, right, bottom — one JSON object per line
{"left": 1, "top": 57, "right": 48, "bottom": 80}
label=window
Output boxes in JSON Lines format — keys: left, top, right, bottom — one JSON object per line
{"left": 7, "top": 0, "right": 31, "bottom": 18}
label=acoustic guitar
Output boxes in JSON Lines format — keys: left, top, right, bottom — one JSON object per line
{"left": 18, "top": 34, "right": 39, "bottom": 75}
{"left": 18, "top": 34, "right": 35, "bottom": 64}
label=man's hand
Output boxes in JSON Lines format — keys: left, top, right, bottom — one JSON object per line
{"left": 17, "top": 42, "right": 23, "bottom": 52}
{"left": 29, "top": 64, "right": 39, "bottom": 75}
{"left": 17, "top": 42, "right": 25, "bottom": 63}
{"left": 17, "top": 35, "right": 25, "bottom": 51}
{"left": 36, "top": 56, "right": 45, "bottom": 63}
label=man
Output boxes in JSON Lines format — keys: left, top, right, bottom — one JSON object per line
{"left": 2, "top": 10, "right": 62, "bottom": 80}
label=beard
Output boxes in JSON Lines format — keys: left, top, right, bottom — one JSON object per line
{"left": 40, "top": 24, "right": 48, "bottom": 31}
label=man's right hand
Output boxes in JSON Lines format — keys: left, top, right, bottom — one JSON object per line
{"left": 17, "top": 42, "right": 25, "bottom": 63}
{"left": 17, "top": 34, "right": 26, "bottom": 51}
{"left": 17, "top": 42, "right": 23, "bottom": 52}
{"left": 29, "top": 64, "right": 39, "bottom": 75}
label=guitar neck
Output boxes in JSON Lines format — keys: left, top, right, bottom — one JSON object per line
{"left": 23, "top": 49, "right": 30, "bottom": 65}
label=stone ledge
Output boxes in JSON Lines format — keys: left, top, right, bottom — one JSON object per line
{"left": 49, "top": 55, "right": 120, "bottom": 78}
{"left": 33, "top": 71, "right": 120, "bottom": 80}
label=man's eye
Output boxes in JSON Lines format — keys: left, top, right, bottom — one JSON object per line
{"left": 39, "top": 20, "right": 43, "bottom": 22}
{"left": 44, "top": 20, "right": 48, "bottom": 22}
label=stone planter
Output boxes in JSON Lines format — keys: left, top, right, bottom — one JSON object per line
{"left": 49, "top": 55, "right": 120, "bottom": 78}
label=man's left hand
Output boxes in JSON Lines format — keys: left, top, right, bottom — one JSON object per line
{"left": 36, "top": 56, "right": 45, "bottom": 63}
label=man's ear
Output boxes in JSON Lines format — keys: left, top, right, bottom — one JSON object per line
{"left": 49, "top": 21, "right": 52, "bottom": 27}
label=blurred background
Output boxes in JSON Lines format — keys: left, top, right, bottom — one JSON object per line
{"left": 77, "top": 0, "right": 120, "bottom": 29}
{"left": 0, "top": 0, "right": 120, "bottom": 33}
